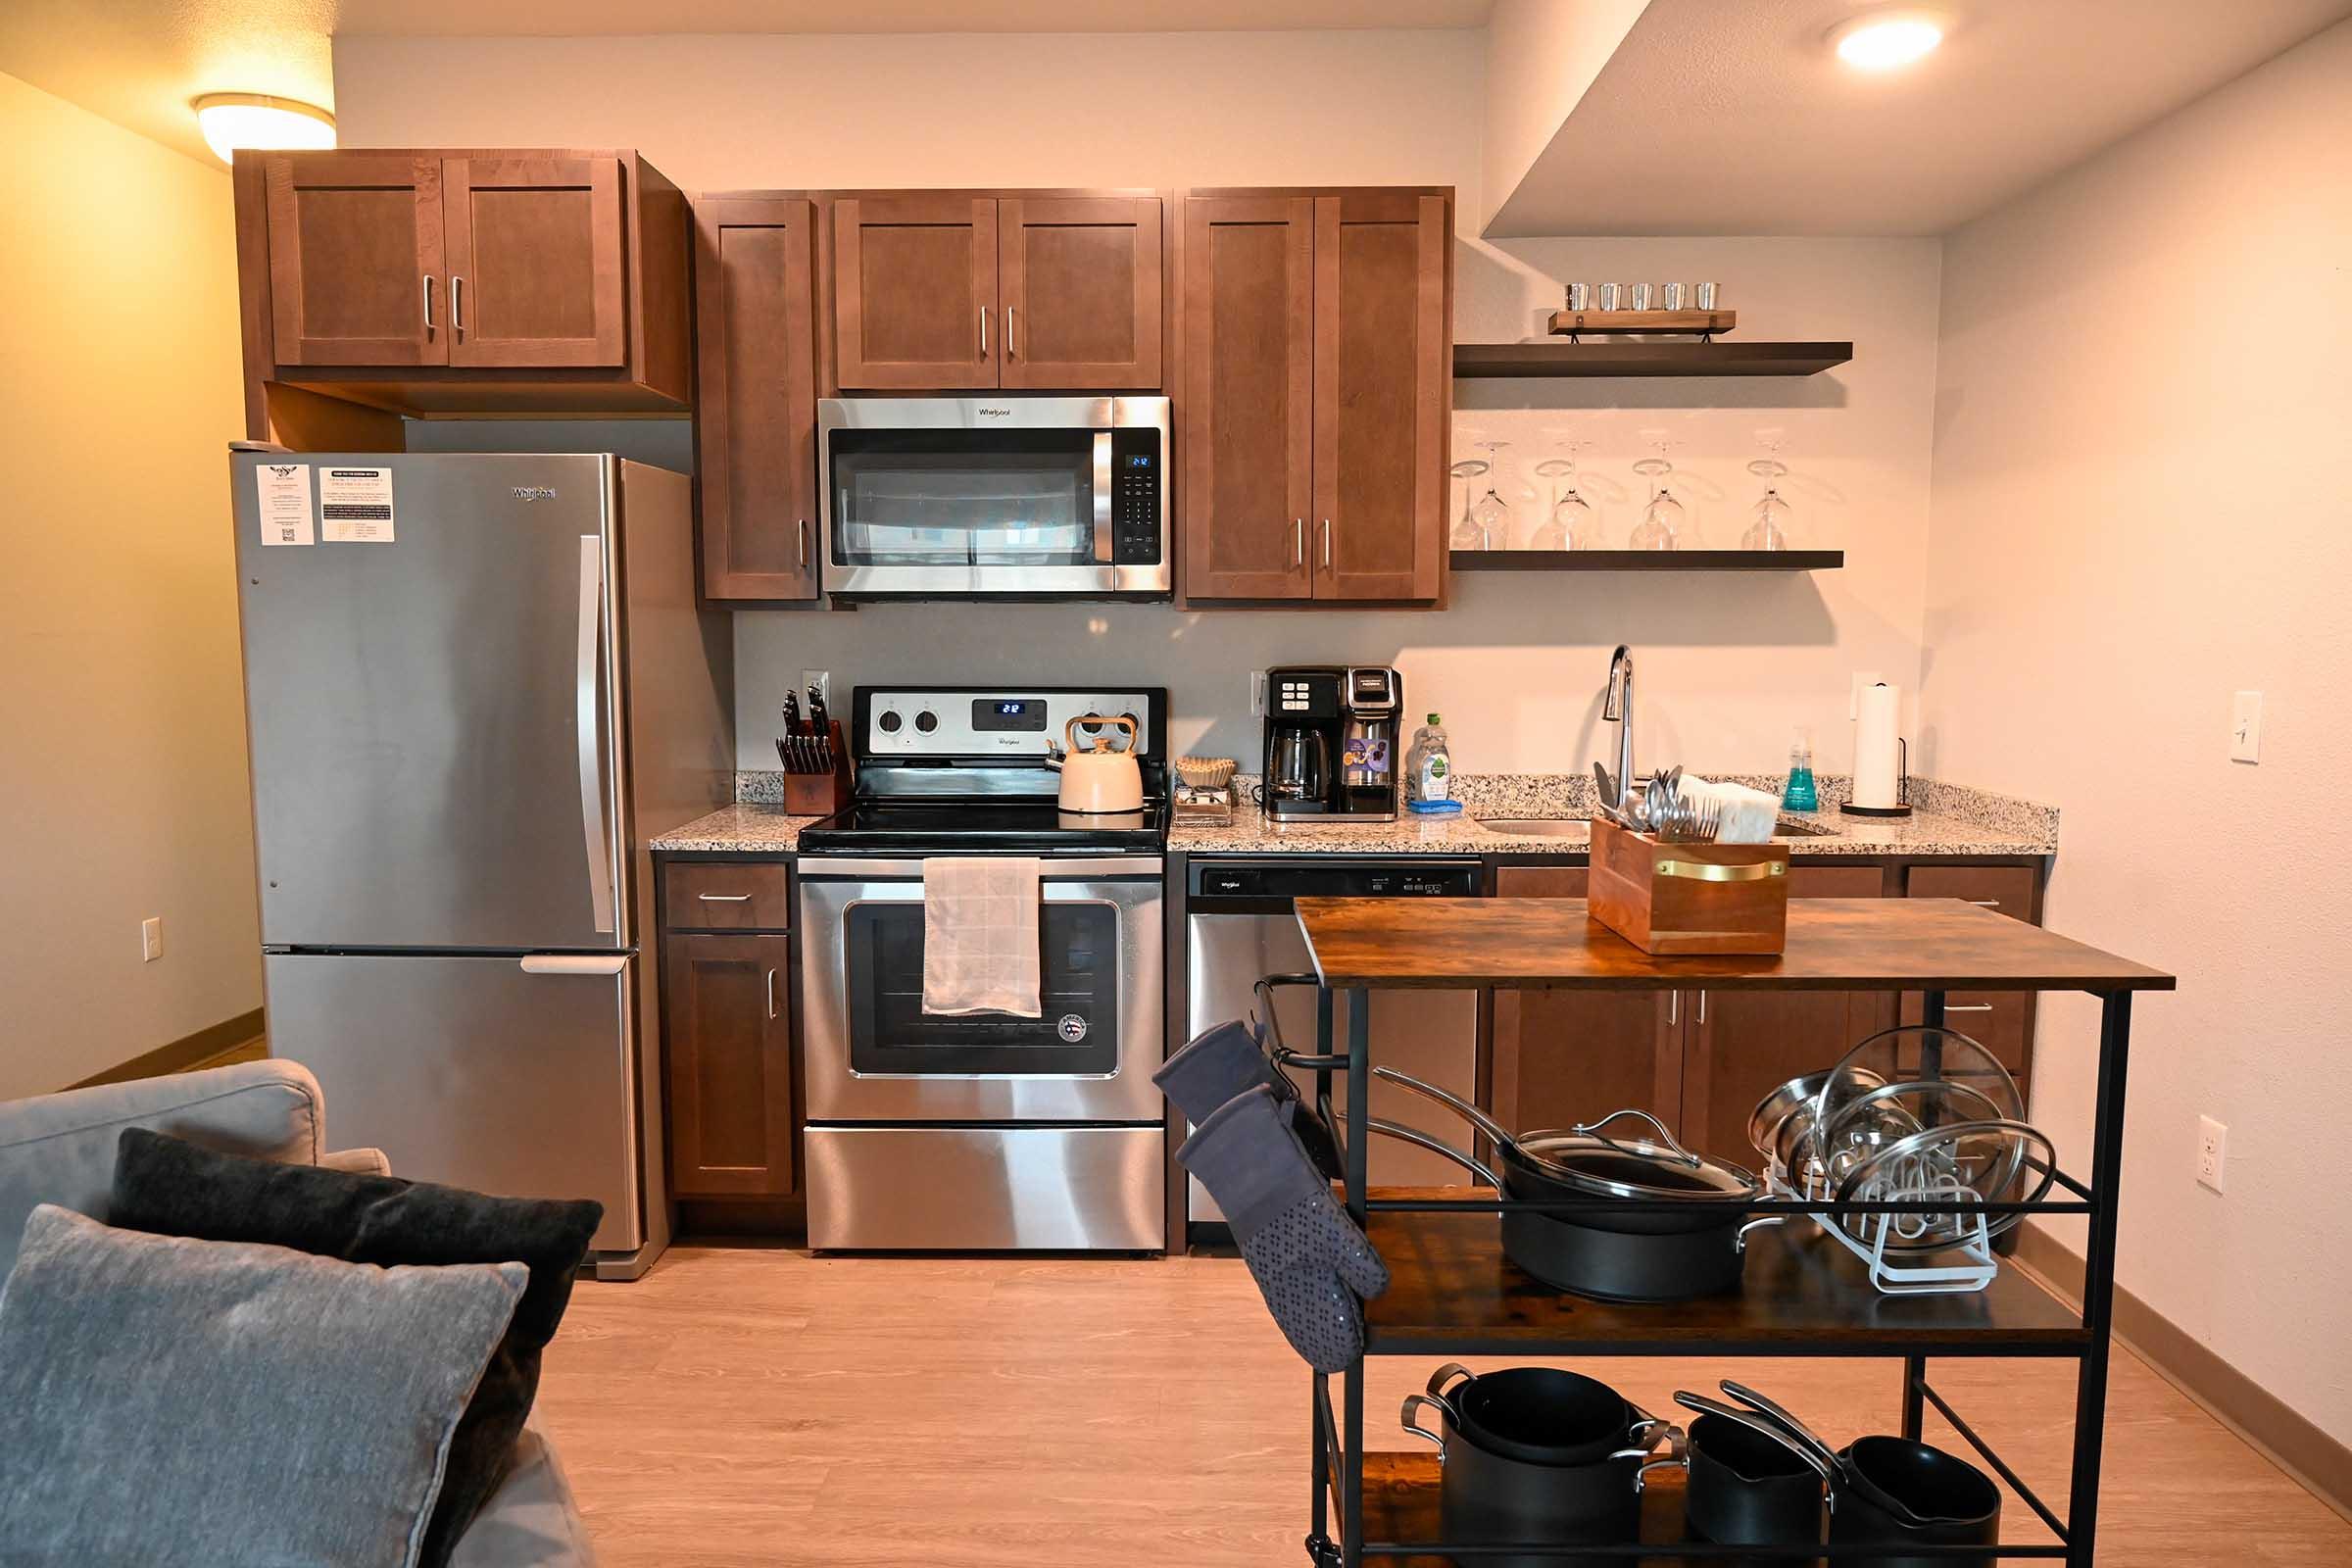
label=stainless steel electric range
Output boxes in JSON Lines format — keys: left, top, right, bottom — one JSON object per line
{"left": 796, "top": 686, "right": 1168, "bottom": 1251}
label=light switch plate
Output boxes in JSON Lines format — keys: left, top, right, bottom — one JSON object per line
{"left": 140, "top": 917, "right": 163, "bottom": 962}
{"left": 2230, "top": 691, "right": 2262, "bottom": 762}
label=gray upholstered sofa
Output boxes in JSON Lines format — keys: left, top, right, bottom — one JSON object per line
{"left": 0, "top": 1059, "right": 598, "bottom": 1568}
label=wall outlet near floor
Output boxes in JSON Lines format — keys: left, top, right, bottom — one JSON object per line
{"left": 2196, "top": 1115, "right": 2228, "bottom": 1193}
{"left": 801, "top": 669, "right": 831, "bottom": 712}
{"left": 2230, "top": 691, "right": 2262, "bottom": 763}
{"left": 140, "top": 916, "right": 163, "bottom": 962}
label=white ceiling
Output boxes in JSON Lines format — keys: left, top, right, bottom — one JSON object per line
{"left": 1487, "top": 0, "right": 2352, "bottom": 236}
{"left": 333, "top": 0, "right": 1496, "bottom": 33}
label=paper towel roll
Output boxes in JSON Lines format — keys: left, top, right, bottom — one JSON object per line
{"left": 1854, "top": 682, "right": 1902, "bottom": 808}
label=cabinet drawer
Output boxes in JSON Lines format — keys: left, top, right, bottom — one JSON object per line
{"left": 1905, "top": 864, "right": 2037, "bottom": 919}
{"left": 665, "top": 862, "right": 791, "bottom": 930}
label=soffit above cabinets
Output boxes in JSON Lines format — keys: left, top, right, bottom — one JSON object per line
{"left": 1485, "top": 0, "right": 2352, "bottom": 236}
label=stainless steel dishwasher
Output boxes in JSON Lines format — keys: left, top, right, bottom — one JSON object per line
{"left": 1183, "top": 858, "right": 1484, "bottom": 1228}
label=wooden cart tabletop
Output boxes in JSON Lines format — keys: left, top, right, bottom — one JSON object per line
{"left": 1293, "top": 897, "right": 2176, "bottom": 993}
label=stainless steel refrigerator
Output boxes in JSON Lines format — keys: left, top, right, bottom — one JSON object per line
{"left": 230, "top": 452, "right": 734, "bottom": 1279}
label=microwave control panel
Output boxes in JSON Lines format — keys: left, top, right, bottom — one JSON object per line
{"left": 1110, "top": 430, "right": 1163, "bottom": 565}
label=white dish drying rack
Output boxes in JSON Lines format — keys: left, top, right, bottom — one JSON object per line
{"left": 1765, "top": 1156, "right": 1999, "bottom": 1296}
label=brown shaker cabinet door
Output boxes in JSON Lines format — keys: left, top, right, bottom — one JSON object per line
{"left": 441, "top": 157, "right": 626, "bottom": 368}
{"left": 265, "top": 154, "right": 447, "bottom": 367}
{"left": 833, "top": 195, "right": 998, "bottom": 390}
{"left": 1682, "top": 865, "right": 1893, "bottom": 1166}
{"left": 1310, "top": 193, "right": 1447, "bottom": 602}
{"left": 1489, "top": 867, "right": 1684, "bottom": 1136}
{"left": 664, "top": 934, "right": 796, "bottom": 1199}
{"left": 1901, "top": 864, "right": 2044, "bottom": 1071}
{"left": 694, "top": 198, "right": 820, "bottom": 601}
{"left": 999, "top": 197, "right": 1163, "bottom": 390}
{"left": 1178, "top": 196, "right": 1315, "bottom": 600}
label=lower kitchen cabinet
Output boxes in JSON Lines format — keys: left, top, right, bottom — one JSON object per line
{"left": 1899, "top": 863, "right": 2045, "bottom": 1073}
{"left": 1491, "top": 862, "right": 1895, "bottom": 1164}
{"left": 662, "top": 932, "right": 797, "bottom": 1199}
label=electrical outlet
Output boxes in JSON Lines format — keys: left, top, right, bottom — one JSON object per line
{"left": 801, "top": 669, "right": 831, "bottom": 710}
{"left": 1250, "top": 671, "right": 1267, "bottom": 717}
{"left": 2230, "top": 691, "right": 2262, "bottom": 763}
{"left": 140, "top": 917, "right": 163, "bottom": 963}
{"left": 2196, "top": 1115, "right": 2227, "bottom": 1193}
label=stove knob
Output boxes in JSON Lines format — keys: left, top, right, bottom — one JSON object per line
{"left": 878, "top": 710, "right": 902, "bottom": 734}
{"left": 914, "top": 710, "right": 939, "bottom": 734}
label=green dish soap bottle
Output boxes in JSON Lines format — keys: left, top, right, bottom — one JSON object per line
{"left": 1782, "top": 727, "right": 1819, "bottom": 812}
{"left": 1405, "top": 713, "right": 1459, "bottom": 814}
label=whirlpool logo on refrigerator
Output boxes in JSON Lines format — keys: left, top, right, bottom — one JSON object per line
{"left": 512, "top": 486, "right": 559, "bottom": 502}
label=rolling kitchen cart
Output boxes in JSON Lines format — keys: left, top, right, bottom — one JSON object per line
{"left": 1279, "top": 896, "right": 2175, "bottom": 1565}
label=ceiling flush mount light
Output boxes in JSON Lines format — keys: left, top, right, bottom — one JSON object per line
{"left": 193, "top": 93, "right": 336, "bottom": 164}
{"left": 1829, "top": 9, "right": 1947, "bottom": 71}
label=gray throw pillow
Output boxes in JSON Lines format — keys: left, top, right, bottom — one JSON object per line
{"left": 0, "top": 1204, "right": 527, "bottom": 1568}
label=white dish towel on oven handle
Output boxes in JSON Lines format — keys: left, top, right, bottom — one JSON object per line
{"left": 921, "top": 856, "right": 1043, "bottom": 1017}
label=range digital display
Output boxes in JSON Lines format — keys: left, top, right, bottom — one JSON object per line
{"left": 971, "top": 698, "right": 1048, "bottom": 732}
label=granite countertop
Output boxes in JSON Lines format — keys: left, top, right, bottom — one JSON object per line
{"left": 650, "top": 804, "right": 823, "bottom": 853}
{"left": 653, "top": 773, "right": 2056, "bottom": 858}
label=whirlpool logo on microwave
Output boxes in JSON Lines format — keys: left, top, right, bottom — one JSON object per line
{"left": 977, "top": 406, "right": 1013, "bottom": 418}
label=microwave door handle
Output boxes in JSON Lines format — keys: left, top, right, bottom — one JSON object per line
{"left": 575, "top": 534, "right": 615, "bottom": 935}
{"left": 1092, "top": 431, "right": 1113, "bottom": 566}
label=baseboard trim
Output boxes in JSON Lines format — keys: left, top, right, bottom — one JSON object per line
{"left": 69, "top": 1008, "right": 267, "bottom": 1090}
{"left": 2012, "top": 1224, "right": 2351, "bottom": 1523}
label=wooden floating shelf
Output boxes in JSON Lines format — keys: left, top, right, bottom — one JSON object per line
{"left": 1453, "top": 340, "right": 1853, "bottom": 378}
{"left": 1452, "top": 549, "right": 1843, "bottom": 572}
{"left": 1548, "top": 307, "right": 1738, "bottom": 335}
{"left": 1360, "top": 1203, "right": 2087, "bottom": 1357}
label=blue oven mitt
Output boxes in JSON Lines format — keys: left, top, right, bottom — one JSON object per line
{"left": 1156, "top": 1018, "right": 1347, "bottom": 1181}
{"left": 1177, "top": 1084, "right": 1389, "bottom": 1372}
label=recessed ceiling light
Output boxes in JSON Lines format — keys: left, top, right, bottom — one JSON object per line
{"left": 192, "top": 94, "right": 336, "bottom": 165}
{"left": 1829, "top": 9, "right": 1947, "bottom": 72}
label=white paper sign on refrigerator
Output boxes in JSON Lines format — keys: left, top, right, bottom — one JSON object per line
{"left": 254, "top": 463, "right": 315, "bottom": 546}
{"left": 320, "top": 466, "right": 396, "bottom": 543}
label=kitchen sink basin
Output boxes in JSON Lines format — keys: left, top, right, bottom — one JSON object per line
{"left": 1478, "top": 815, "right": 1844, "bottom": 841}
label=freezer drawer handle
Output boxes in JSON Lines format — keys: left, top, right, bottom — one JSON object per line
{"left": 697, "top": 893, "right": 753, "bottom": 903}
{"left": 576, "top": 535, "right": 616, "bottom": 935}
{"left": 520, "top": 955, "right": 628, "bottom": 975}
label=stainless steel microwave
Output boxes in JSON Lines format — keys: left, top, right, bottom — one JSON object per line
{"left": 818, "top": 396, "right": 1170, "bottom": 601}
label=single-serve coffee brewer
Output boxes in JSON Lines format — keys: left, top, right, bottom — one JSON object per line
{"left": 1261, "top": 666, "right": 1403, "bottom": 820}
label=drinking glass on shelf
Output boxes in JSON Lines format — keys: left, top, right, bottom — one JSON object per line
{"left": 1532, "top": 456, "right": 1598, "bottom": 552}
{"left": 1449, "top": 458, "right": 1493, "bottom": 549}
{"left": 1743, "top": 458, "right": 1792, "bottom": 552}
{"left": 1466, "top": 441, "right": 1513, "bottom": 549}
{"left": 1630, "top": 440, "right": 1684, "bottom": 551}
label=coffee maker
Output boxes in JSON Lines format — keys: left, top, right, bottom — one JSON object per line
{"left": 1261, "top": 666, "right": 1403, "bottom": 820}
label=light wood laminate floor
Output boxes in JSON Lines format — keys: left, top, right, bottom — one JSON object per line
{"left": 536, "top": 1245, "right": 2350, "bottom": 1565}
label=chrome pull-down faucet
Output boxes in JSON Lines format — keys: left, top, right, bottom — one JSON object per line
{"left": 1602, "top": 645, "right": 1635, "bottom": 807}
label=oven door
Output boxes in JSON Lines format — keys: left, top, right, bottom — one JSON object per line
{"left": 818, "top": 397, "right": 1169, "bottom": 599}
{"left": 799, "top": 857, "right": 1164, "bottom": 1122}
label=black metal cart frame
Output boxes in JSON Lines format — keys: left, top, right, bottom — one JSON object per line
{"left": 1270, "top": 970, "right": 2140, "bottom": 1567}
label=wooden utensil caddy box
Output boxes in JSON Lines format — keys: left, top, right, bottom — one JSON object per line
{"left": 781, "top": 720, "right": 853, "bottom": 815}
{"left": 1588, "top": 815, "right": 1791, "bottom": 955}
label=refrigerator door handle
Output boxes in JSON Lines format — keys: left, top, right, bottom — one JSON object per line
{"left": 575, "top": 534, "right": 615, "bottom": 935}
{"left": 520, "top": 955, "right": 630, "bottom": 976}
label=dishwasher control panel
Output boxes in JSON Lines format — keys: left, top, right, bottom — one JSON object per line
{"left": 1189, "top": 860, "right": 1482, "bottom": 901}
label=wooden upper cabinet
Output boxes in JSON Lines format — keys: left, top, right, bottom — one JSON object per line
{"left": 1178, "top": 195, "right": 1315, "bottom": 601}
{"left": 694, "top": 196, "right": 820, "bottom": 602}
{"left": 442, "top": 157, "right": 625, "bottom": 368}
{"left": 832, "top": 195, "right": 998, "bottom": 389}
{"left": 999, "top": 197, "right": 1163, "bottom": 390}
{"left": 264, "top": 155, "right": 445, "bottom": 367}
{"left": 1312, "top": 192, "right": 1447, "bottom": 601}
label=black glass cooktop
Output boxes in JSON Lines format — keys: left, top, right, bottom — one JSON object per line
{"left": 797, "top": 799, "right": 1166, "bottom": 855}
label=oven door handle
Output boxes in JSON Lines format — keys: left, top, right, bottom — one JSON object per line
{"left": 796, "top": 856, "right": 1163, "bottom": 881}
{"left": 1092, "top": 431, "right": 1113, "bottom": 567}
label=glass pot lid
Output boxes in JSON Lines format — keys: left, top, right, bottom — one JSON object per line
{"left": 1517, "top": 1108, "right": 1762, "bottom": 1202}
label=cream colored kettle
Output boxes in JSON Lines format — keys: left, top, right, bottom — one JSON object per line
{"left": 1047, "top": 714, "right": 1144, "bottom": 814}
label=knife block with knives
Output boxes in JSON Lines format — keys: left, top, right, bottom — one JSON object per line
{"left": 778, "top": 685, "right": 853, "bottom": 815}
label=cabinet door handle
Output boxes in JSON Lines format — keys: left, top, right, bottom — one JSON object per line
{"left": 1697, "top": 991, "right": 1707, "bottom": 1024}
{"left": 797, "top": 518, "right": 808, "bottom": 569}
{"left": 979, "top": 305, "right": 989, "bottom": 359}
{"left": 1967, "top": 899, "right": 2003, "bottom": 908}
{"left": 1945, "top": 1003, "right": 1996, "bottom": 1013}
{"left": 1320, "top": 518, "right": 1333, "bottom": 568}
{"left": 1006, "top": 305, "right": 1017, "bottom": 360}
{"left": 1667, "top": 992, "right": 1678, "bottom": 1026}
{"left": 422, "top": 274, "right": 436, "bottom": 335}
{"left": 765, "top": 968, "right": 779, "bottom": 1021}
{"left": 451, "top": 275, "right": 466, "bottom": 337}
{"left": 1293, "top": 518, "right": 1305, "bottom": 567}
{"left": 697, "top": 892, "right": 753, "bottom": 903}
